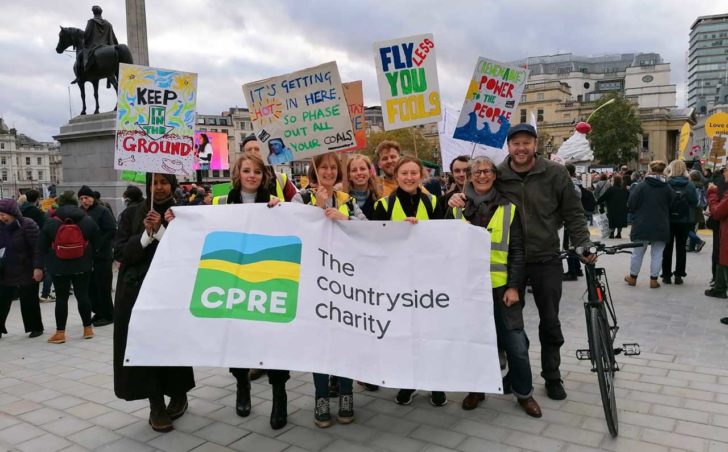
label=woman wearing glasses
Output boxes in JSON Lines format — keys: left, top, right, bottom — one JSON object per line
{"left": 446, "top": 156, "right": 541, "bottom": 418}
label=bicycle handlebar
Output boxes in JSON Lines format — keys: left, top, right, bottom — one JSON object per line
{"left": 560, "top": 241, "right": 644, "bottom": 259}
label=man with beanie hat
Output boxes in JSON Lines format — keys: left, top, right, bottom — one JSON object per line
{"left": 0, "top": 198, "right": 45, "bottom": 339}
{"left": 39, "top": 191, "right": 99, "bottom": 344}
{"left": 79, "top": 185, "right": 117, "bottom": 327}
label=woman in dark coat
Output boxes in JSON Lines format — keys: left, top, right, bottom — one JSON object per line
{"left": 598, "top": 174, "right": 629, "bottom": 238}
{"left": 113, "top": 173, "right": 195, "bottom": 433}
{"left": 0, "top": 198, "right": 44, "bottom": 338}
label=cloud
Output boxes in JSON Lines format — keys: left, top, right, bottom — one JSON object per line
{"left": 0, "top": 0, "right": 724, "bottom": 142}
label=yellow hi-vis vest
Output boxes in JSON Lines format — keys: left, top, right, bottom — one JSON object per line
{"left": 453, "top": 203, "right": 516, "bottom": 288}
{"left": 375, "top": 193, "right": 437, "bottom": 221}
{"left": 212, "top": 173, "right": 288, "bottom": 205}
{"left": 305, "top": 190, "right": 355, "bottom": 217}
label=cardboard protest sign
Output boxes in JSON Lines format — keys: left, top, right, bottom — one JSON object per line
{"left": 115, "top": 64, "right": 198, "bottom": 176}
{"left": 373, "top": 33, "right": 441, "bottom": 130}
{"left": 194, "top": 131, "right": 229, "bottom": 170}
{"left": 453, "top": 58, "right": 529, "bottom": 148}
{"left": 439, "top": 108, "right": 508, "bottom": 171}
{"left": 125, "top": 203, "right": 502, "bottom": 392}
{"left": 243, "top": 62, "right": 354, "bottom": 165}
{"left": 341, "top": 81, "right": 366, "bottom": 151}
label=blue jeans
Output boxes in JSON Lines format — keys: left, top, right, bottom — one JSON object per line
{"left": 494, "top": 286, "right": 533, "bottom": 398}
{"left": 41, "top": 269, "right": 53, "bottom": 297}
{"left": 313, "top": 374, "right": 352, "bottom": 399}
{"left": 687, "top": 227, "right": 703, "bottom": 250}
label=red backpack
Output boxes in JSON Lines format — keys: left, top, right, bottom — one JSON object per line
{"left": 52, "top": 217, "right": 88, "bottom": 260}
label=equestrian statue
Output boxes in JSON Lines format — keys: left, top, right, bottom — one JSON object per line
{"left": 55, "top": 5, "right": 133, "bottom": 115}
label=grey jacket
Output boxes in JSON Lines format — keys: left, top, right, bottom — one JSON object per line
{"left": 496, "top": 156, "right": 591, "bottom": 263}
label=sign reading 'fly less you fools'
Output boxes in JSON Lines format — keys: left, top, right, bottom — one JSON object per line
{"left": 243, "top": 62, "right": 354, "bottom": 165}
{"left": 373, "top": 33, "right": 442, "bottom": 130}
{"left": 453, "top": 58, "right": 529, "bottom": 148}
{"left": 115, "top": 64, "right": 198, "bottom": 176}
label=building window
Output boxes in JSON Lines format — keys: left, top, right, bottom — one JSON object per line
{"left": 37, "top": 157, "right": 42, "bottom": 165}
{"left": 564, "top": 113, "right": 571, "bottom": 119}
{"left": 26, "top": 170, "right": 32, "bottom": 180}
{"left": 1, "top": 171, "right": 6, "bottom": 181}
{"left": 537, "top": 109, "right": 544, "bottom": 122}
{"left": 520, "top": 109, "right": 527, "bottom": 123}
{"left": 212, "top": 170, "right": 220, "bottom": 178}
{"left": 537, "top": 93, "right": 545, "bottom": 101}
{"left": 0, "top": 143, "right": 4, "bottom": 149}
{"left": 25, "top": 157, "right": 30, "bottom": 165}
{"left": 37, "top": 170, "right": 43, "bottom": 180}
{"left": 642, "top": 134, "right": 649, "bottom": 150}
{"left": 520, "top": 94, "right": 527, "bottom": 102}
{"left": 223, "top": 170, "right": 230, "bottom": 178}
{"left": 0, "top": 157, "right": 5, "bottom": 165}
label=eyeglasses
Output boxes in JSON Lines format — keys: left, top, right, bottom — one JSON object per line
{"left": 471, "top": 169, "right": 496, "bottom": 176}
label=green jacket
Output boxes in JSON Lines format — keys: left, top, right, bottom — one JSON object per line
{"left": 496, "top": 156, "right": 590, "bottom": 264}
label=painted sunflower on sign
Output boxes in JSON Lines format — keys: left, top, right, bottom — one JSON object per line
{"left": 172, "top": 73, "right": 196, "bottom": 100}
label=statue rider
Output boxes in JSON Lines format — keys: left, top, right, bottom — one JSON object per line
{"left": 83, "top": 5, "right": 118, "bottom": 73}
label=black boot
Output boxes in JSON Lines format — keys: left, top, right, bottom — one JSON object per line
{"left": 149, "top": 395, "right": 173, "bottom": 432}
{"left": 166, "top": 393, "right": 188, "bottom": 420}
{"left": 270, "top": 382, "right": 288, "bottom": 430}
{"left": 236, "top": 375, "right": 252, "bottom": 417}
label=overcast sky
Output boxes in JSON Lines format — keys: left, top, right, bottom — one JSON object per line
{"left": 0, "top": 0, "right": 724, "bottom": 142}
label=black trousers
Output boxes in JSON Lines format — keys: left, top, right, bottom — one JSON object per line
{"left": 712, "top": 223, "right": 720, "bottom": 280}
{"left": 230, "top": 368, "right": 290, "bottom": 386}
{"left": 662, "top": 222, "right": 691, "bottom": 278}
{"left": 562, "top": 229, "right": 581, "bottom": 275}
{"left": 522, "top": 260, "right": 564, "bottom": 381}
{"left": 54, "top": 273, "right": 93, "bottom": 330}
{"left": 0, "top": 282, "right": 44, "bottom": 334}
{"left": 89, "top": 258, "right": 114, "bottom": 320}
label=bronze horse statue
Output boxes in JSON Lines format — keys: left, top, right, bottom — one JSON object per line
{"left": 55, "top": 26, "right": 133, "bottom": 115}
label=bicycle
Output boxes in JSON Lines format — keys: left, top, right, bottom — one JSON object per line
{"left": 566, "top": 241, "right": 642, "bottom": 437}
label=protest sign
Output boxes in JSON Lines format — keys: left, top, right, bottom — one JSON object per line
{"left": 120, "top": 170, "right": 146, "bottom": 183}
{"left": 194, "top": 131, "right": 229, "bottom": 170}
{"left": 115, "top": 64, "right": 198, "bottom": 176}
{"left": 243, "top": 62, "right": 354, "bottom": 165}
{"left": 453, "top": 58, "right": 529, "bottom": 148}
{"left": 341, "top": 81, "right": 366, "bottom": 151}
{"left": 373, "top": 33, "right": 442, "bottom": 130}
{"left": 125, "top": 203, "right": 502, "bottom": 392}
{"left": 439, "top": 107, "right": 508, "bottom": 171}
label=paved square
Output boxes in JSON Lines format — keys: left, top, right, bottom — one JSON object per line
{"left": 1, "top": 230, "right": 727, "bottom": 451}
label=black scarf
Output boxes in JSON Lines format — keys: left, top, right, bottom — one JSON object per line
{"left": 463, "top": 183, "right": 506, "bottom": 227}
{"left": 145, "top": 173, "right": 178, "bottom": 227}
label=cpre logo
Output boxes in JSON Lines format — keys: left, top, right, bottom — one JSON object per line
{"left": 189, "top": 232, "right": 301, "bottom": 322}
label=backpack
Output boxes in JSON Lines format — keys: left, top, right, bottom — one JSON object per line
{"left": 579, "top": 186, "right": 597, "bottom": 213}
{"left": 51, "top": 217, "right": 88, "bottom": 260}
{"left": 669, "top": 186, "right": 690, "bottom": 220}
{"left": 697, "top": 187, "right": 707, "bottom": 210}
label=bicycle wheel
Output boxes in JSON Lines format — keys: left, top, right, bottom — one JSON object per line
{"left": 590, "top": 306, "right": 618, "bottom": 437}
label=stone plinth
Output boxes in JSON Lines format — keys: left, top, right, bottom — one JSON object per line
{"left": 54, "top": 112, "right": 139, "bottom": 215}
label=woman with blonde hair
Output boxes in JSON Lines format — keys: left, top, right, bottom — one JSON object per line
{"left": 661, "top": 159, "right": 698, "bottom": 285}
{"left": 345, "top": 154, "right": 381, "bottom": 220}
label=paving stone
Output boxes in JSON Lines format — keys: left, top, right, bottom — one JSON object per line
{"left": 42, "top": 416, "right": 94, "bottom": 436}
{"left": 95, "top": 437, "right": 154, "bottom": 452}
{"left": 503, "top": 430, "right": 566, "bottom": 451}
{"left": 675, "top": 421, "right": 728, "bottom": 443}
{"left": 16, "top": 432, "right": 71, "bottom": 452}
{"left": 0, "top": 422, "right": 46, "bottom": 445}
{"left": 320, "top": 439, "right": 378, "bottom": 452}
{"left": 458, "top": 436, "right": 520, "bottom": 452}
{"left": 147, "top": 429, "right": 207, "bottom": 452}
{"left": 641, "top": 428, "right": 709, "bottom": 451}
{"left": 18, "top": 407, "right": 64, "bottom": 425}
{"left": 276, "top": 426, "right": 335, "bottom": 450}
{"left": 369, "top": 431, "right": 426, "bottom": 452}
{"left": 229, "top": 432, "right": 288, "bottom": 452}
{"left": 67, "top": 425, "right": 121, "bottom": 449}
{"left": 410, "top": 424, "right": 466, "bottom": 448}
{"left": 192, "top": 421, "right": 250, "bottom": 446}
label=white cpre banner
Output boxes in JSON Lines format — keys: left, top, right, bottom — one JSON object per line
{"left": 125, "top": 203, "right": 502, "bottom": 393}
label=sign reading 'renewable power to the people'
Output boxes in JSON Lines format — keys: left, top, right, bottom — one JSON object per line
{"left": 125, "top": 204, "right": 502, "bottom": 393}
{"left": 373, "top": 33, "right": 442, "bottom": 130}
{"left": 114, "top": 63, "right": 198, "bottom": 176}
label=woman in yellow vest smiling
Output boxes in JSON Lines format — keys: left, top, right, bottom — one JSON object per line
{"left": 372, "top": 156, "right": 447, "bottom": 407}
{"left": 446, "top": 156, "right": 541, "bottom": 418}
{"left": 292, "top": 151, "right": 365, "bottom": 428}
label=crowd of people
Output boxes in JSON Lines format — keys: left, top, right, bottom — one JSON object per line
{"left": 1, "top": 123, "right": 726, "bottom": 434}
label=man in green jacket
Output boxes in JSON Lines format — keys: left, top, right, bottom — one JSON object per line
{"left": 451, "top": 123, "right": 593, "bottom": 400}
{"left": 497, "top": 124, "right": 593, "bottom": 400}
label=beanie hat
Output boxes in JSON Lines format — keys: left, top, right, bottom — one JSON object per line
{"left": 78, "top": 185, "right": 94, "bottom": 198}
{"left": 123, "top": 185, "right": 144, "bottom": 203}
{"left": 0, "top": 198, "right": 22, "bottom": 219}
{"left": 57, "top": 190, "right": 79, "bottom": 207}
